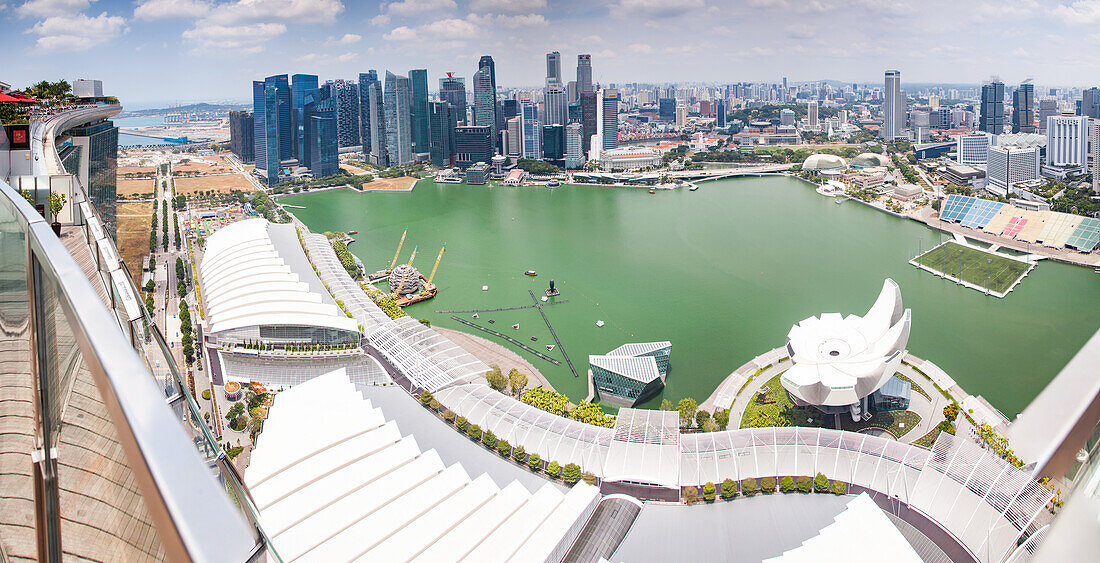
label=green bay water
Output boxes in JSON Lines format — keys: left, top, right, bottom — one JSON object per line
{"left": 283, "top": 177, "right": 1100, "bottom": 416}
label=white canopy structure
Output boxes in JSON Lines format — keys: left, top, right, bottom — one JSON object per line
{"left": 246, "top": 369, "right": 600, "bottom": 562}
{"left": 764, "top": 493, "right": 921, "bottom": 562}
{"left": 200, "top": 219, "right": 358, "bottom": 342}
{"left": 781, "top": 278, "right": 911, "bottom": 407}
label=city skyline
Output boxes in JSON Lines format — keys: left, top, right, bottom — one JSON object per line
{"left": 6, "top": 0, "right": 1100, "bottom": 104}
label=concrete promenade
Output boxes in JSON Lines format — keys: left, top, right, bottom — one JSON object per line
{"left": 435, "top": 326, "right": 555, "bottom": 393}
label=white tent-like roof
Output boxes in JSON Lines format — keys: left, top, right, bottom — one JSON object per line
{"left": 782, "top": 278, "right": 911, "bottom": 406}
{"left": 764, "top": 493, "right": 921, "bottom": 562}
{"left": 245, "top": 369, "right": 600, "bottom": 562}
{"left": 200, "top": 219, "right": 358, "bottom": 336}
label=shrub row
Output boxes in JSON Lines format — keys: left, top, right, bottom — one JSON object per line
{"left": 684, "top": 473, "right": 848, "bottom": 503}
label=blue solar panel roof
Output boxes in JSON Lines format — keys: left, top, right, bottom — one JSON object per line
{"left": 941, "top": 194, "right": 976, "bottom": 223}
{"left": 960, "top": 199, "right": 1005, "bottom": 229}
{"left": 1065, "top": 217, "right": 1100, "bottom": 251}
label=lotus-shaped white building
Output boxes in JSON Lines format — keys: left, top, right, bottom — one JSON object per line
{"left": 781, "top": 279, "right": 911, "bottom": 411}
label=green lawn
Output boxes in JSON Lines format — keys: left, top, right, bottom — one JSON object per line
{"left": 914, "top": 242, "right": 1029, "bottom": 294}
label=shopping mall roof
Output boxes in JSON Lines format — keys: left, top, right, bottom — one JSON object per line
{"left": 199, "top": 218, "right": 358, "bottom": 336}
{"left": 245, "top": 369, "right": 600, "bottom": 562}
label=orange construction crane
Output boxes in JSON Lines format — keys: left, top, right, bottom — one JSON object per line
{"left": 427, "top": 244, "right": 445, "bottom": 286}
{"left": 388, "top": 228, "right": 407, "bottom": 271}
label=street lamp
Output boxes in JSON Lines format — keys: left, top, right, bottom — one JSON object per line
{"left": 986, "top": 258, "right": 992, "bottom": 295}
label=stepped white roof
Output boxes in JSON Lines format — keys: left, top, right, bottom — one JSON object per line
{"left": 245, "top": 369, "right": 600, "bottom": 562}
{"left": 764, "top": 493, "right": 920, "bottom": 562}
{"left": 782, "top": 279, "right": 911, "bottom": 406}
{"left": 200, "top": 219, "right": 358, "bottom": 335}
{"left": 608, "top": 341, "right": 671, "bottom": 357}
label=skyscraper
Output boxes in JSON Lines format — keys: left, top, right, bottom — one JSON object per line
{"left": 472, "top": 65, "right": 497, "bottom": 155}
{"left": 291, "top": 74, "right": 318, "bottom": 163}
{"left": 254, "top": 74, "right": 291, "bottom": 186}
{"left": 408, "top": 69, "right": 430, "bottom": 155}
{"left": 439, "top": 74, "right": 467, "bottom": 125}
{"left": 304, "top": 86, "right": 338, "bottom": 178}
{"left": 576, "top": 54, "right": 593, "bottom": 94}
{"left": 658, "top": 98, "right": 676, "bottom": 122}
{"left": 546, "top": 51, "right": 562, "bottom": 86}
{"left": 881, "top": 70, "right": 904, "bottom": 139}
{"left": 542, "top": 124, "right": 564, "bottom": 163}
{"left": 1045, "top": 115, "right": 1089, "bottom": 169}
{"left": 980, "top": 81, "right": 1005, "bottom": 134}
{"left": 229, "top": 110, "right": 254, "bottom": 163}
{"left": 428, "top": 101, "right": 456, "bottom": 167}
{"left": 565, "top": 122, "right": 584, "bottom": 169}
{"left": 454, "top": 125, "right": 493, "bottom": 168}
{"left": 1038, "top": 99, "right": 1059, "bottom": 132}
{"left": 715, "top": 99, "right": 726, "bottom": 128}
{"left": 544, "top": 84, "right": 567, "bottom": 126}
{"left": 520, "top": 100, "right": 542, "bottom": 159}
{"left": 1012, "top": 83, "right": 1035, "bottom": 133}
{"left": 329, "top": 79, "right": 360, "bottom": 148}
{"left": 506, "top": 117, "right": 521, "bottom": 156}
{"left": 566, "top": 80, "right": 578, "bottom": 103}
{"left": 64, "top": 118, "right": 118, "bottom": 239}
{"left": 807, "top": 100, "right": 819, "bottom": 130}
{"left": 365, "top": 75, "right": 387, "bottom": 166}
{"left": 1081, "top": 87, "right": 1100, "bottom": 119}
{"left": 384, "top": 71, "right": 413, "bottom": 166}
{"left": 478, "top": 55, "right": 501, "bottom": 149}
{"left": 596, "top": 88, "right": 619, "bottom": 153}
{"left": 358, "top": 71, "right": 378, "bottom": 155}
{"left": 580, "top": 91, "right": 597, "bottom": 153}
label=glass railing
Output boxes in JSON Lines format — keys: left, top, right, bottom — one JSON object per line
{"left": 0, "top": 113, "right": 273, "bottom": 560}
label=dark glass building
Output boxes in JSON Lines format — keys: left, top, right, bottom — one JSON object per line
{"left": 63, "top": 119, "right": 118, "bottom": 239}
{"left": 568, "top": 101, "right": 582, "bottom": 123}
{"left": 290, "top": 74, "right": 317, "bottom": 162}
{"left": 409, "top": 69, "right": 430, "bottom": 155}
{"left": 542, "top": 124, "right": 564, "bottom": 164}
{"left": 254, "top": 74, "right": 291, "bottom": 186}
{"left": 454, "top": 125, "right": 493, "bottom": 169}
{"left": 358, "top": 71, "right": 378, "bottom": 155}
{"left": 304, "top": 87, "right": 338, "bottom": 178}
{"left": 980, "top": 81, "right": 1005, "bottom": 134}
{"left": 580, "top": 92, "right": 597, "bottom": 153}
{"left": 329, "top": 79, "right": 360, "bottom": 148}
{"left": 429, "top": 102, "right": 457, "bottom": 167}
{"left": 229, "top": 111, "right": 254, "bottom": 163}
{"left": 658, "top": 98, "right": 676, "bottom": 122}
{"left": 439, "top": 74, "right": 467, "bottom": 124}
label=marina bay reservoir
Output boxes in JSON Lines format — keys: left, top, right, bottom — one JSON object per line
{"left": 283, "top": 175, "right": 1100, "bottom": 416}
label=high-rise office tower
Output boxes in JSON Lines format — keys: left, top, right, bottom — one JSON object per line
{"left": 358, "top": 71, "right": 378, "bottom": 155}
{"left": 658, "top": 98, "right": 675, "bottom": 123}
{"left": 229, "top": 111, "right": 254, "bottom": 163}
{"left": 408, "top": 69, "right": 430, "bottom": 155}
{"left": 546, "top": 51, "right": 562, "bottom": 86}
{"left": 365, "top": 75, "right": 387, "bottom": 166}
{"left": 780, "top": 108, "right": 795, "bottom": 126}
{"left": 980, "top": 81, "right": 1005, "bottom": 134}
{"left": 472, "top": 65, "right": 497, "bottom": 155}
{"left": 580, "top": 91, "right": 597, "bottom": 153}
{"left": 384, "top": 71, "right": 413, "bottom": 166}
{"left": 1081, "top": 88, "right": 1100, "bottom": 118}
{"left": 304, "top": 86, "right": 337, "bottom": 177}
{"left": 881, "top": 70, "right": 904, "bottom": 139}
{"left": 566, "top": 81, "right": 578, "bottom": 103}
{"left": 565, "top": 122, "right": 584, "bottom": 169}
{"left": 568, "top": 100, "right": 582, "bottom": 123}
{"left": 1038, "top": 99, "right": 1059, "bottom": 132}
{"left": 329, "top": 79, "right": 360, "bottom": 148}
{"left": 675, "top": 106, "right": 687, "bottom": 129}
{"left": 501, "top": 99, "right": 518, "bottom": 122}
{"left": 577, "top": 54, "right": 593, "bottom": 94}
{"left": 596, "top": 88, "right": 619, "bottom": 152}
{"left": 782, "top": 76, "right": 788, "bottom": 102}
{"left": 63, "top": 118, "right": 118, "bottom": 239}
{"left": 1046, "top": 115, "right": 1089, "bottom": 168}
{"left": 506, "top": 117, "right": 521, "bottom": 156}
{"left": 544, "top": 84, "right": 567, "bottom": 126}
{"left": 808, "top": 100, "right": 819, "bottom": 129}
{"left": 253, "top": 74, "right": 291, "bottom": 186}
{"left": 428, "top": 101, "right": 457, "bottom": 167}
{"left": 1012, "top": 83, "right": 1035, "bottom": 133}
{"left": 454, "top": 125, "right": 493, "bottom": 168}
{"left": 520, "top": 100, "right": 542, "bottom": 159}
{"left": 715, "top": 99, "right": 726, "bottom": 128}
{"left": 439, "top": 74, "right": 467, "bottom": 125}
{"left": 542, "top": 124, "right": 564, "bottom": 162}
{"left": 290, "top": 74, "right": 318, "bottom": 163}
{"left": 478, "top": 55, "right": 501, "bottom": 149}
{"left": 1092, "top": 121, "right": 1100, "bottom": 193}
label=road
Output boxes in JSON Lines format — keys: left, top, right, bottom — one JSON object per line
{"left": 223, "top": 153, "right": 265, "bottom": 192}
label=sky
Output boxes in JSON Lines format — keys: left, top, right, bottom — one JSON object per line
{"left": 3, "top": 0, "right": 1100, "bottom": 106}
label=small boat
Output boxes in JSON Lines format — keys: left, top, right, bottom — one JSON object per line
{"left": 525, "top": 270, "right": 537, "bottom": 276}
{"left": 530, "top": 336, "right": 538, "bottom": 342}
{"left": 689, "top": 185, "right": 698, "bottom": 191}
{"left": 547, "top": 180, "right": 560, "bottom": 187}
{"left": 596, "top": 320, "right": 605, "bottom": 327}
{"left": 488, "top": 319, "right": 495, "bottom": 324}
{"left": 545, "top": 345, "right": 555, "bottom": 352}
{"left": 472, "top": 313, "right": 479, "bottom": 319}
{"left": 835, "top": 199, "right": 842, "bottom": 205}
{"left": 482, "top": 285, "right": 489, "bottom": 291}
{"left": 348, "top": 230, "right": 358, "bottom": 235}
{"left": 649, "top": 190, "right": 655, "bottom": 194}
{"left": 512, "top": 323, "right": 520, "bottom": 330}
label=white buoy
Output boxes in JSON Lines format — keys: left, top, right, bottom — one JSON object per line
{"left": 512, "top": 323, "right": 520, "bottom": 329}
{"left": 540, "top": 296, "right": 548, "bottom": 302}
{"left": 596, "top": 320, "right": 605, "bottom": 327}
{"left": 482, "top": 285, "right": 488, "bottom": 291}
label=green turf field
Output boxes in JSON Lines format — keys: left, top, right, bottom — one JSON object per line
{"left": 914, "top": 241, "right": 1030, "bottom": 294}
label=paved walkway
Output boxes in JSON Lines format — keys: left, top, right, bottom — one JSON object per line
{"left": 435, "top": 326, "right": 555, "bottom": 393}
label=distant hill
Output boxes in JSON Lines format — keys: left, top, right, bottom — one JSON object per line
{"left": 119, "top": 102, "right": 250, "bottom": 117}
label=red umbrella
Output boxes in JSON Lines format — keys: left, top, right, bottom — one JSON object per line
{"left": 0, "top": 92, "right": 36, "bottom": 104}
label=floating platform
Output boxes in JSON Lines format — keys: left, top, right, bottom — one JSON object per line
{"left": 392, "top": 275, "right": 437, "bottom": 307}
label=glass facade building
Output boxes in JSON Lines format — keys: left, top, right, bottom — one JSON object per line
{"left": 63, "top": 119, "right": 118, "bottom": 240}
{"left": 329, "top": 79, "right": 361, "bottom": 149}
{"left": 409, "top": 69, "right": 430, "bottom": 155}
{"left": 980, "top": 81, "right": 1005, "bottom": 134}
{"left": 253, "top": 74, "right": 290, "bottom": 186}
{"left": 439, "top": 74, "right": 467, "bottom": 125}
{"left": 429, "top": 101, "right": 457, "bottom": 167}
{"left": 454, "top": 125, "right": 493, "bottom": 169}
{"left": 520, "top": 101, "right": 542, "bottom": 160}
{"left": 229, "top": 110, "right": 254, "bottom": 163}
{"left": 472, "top": 66, "right": 497, "bottom": 155}
{"left": 565, "top": 123, "right": 584, "bottom": 169}
{"left": 291, "top": 73, "right": 318, "bottom": 163}
{"left": 384, "top": 71, "right": 413, "bottom": 166}
{"left": 358, "top": 70, "right": 378, "bottom": 156}
{"left": 543, "top": 124, "right": 564, "bottom": 162}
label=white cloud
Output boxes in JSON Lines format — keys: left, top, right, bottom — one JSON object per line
{"left": 325, "top": 32, "right": 361, "bottom": 45}
{"left": 628, "top": 43, "right": 653, "bottom": 54}
{"left": 371, "top": 14, "right": 390, "bottom": 25}
{"left": 134, "top": 0, "right": 210, "bottom": 19}
{"left": 30, "top": 11, "right": 127, "bottom": 51}
{"left": 609, "top": 0, "right": 705, "bottom": 18}
{"left": 295, "top": 50, "right": 357, "bottom": 63}
{"left": 385, "top": 0, "right": 456, "bottom": 16}
{"left": 202, "top": 0, "right": 344, "bottom": 25}
{"left": 16, "top": 0, "right": 89, "bottom": 18}
{"left": 1054, "top": 0, "right": 1100, "bottom": 23}
{"left": 383, "top": 25, "right": 417, "bottom": 40}
{"left": 182, "top": 21, "right": 286, "bottom": 53}
{"left": 468, "top": 12, "right": 546, "bottom": 27}
{"left": 469, "top": 0, "right": 545, "bottom": 12}
{"left": 784, "top": 23, "right": 814, "bottom": 39}
{"left": 384, "top": 12, "right": 544, "bottom": 41}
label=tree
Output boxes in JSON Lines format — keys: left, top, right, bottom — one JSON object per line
{"left": 481, "top": 429, "right": 497, "bottom": 448}
{"left": 225, "top": 401, "right": 245, "bottom": 421}
{"left": 486, "top": 366, "right": 507, "bottom": 391}
{"left": 562, "top": 463, "right": 581, "bottom": 484}
{"left": 677, "top": 398, "right": 698, "bottom": 428}
{"left": 814, "top": 473, "right": 829, "bottom": 493}
{"left": 466, "top": 423, "right": 482, "bottom": 441}
{"left": 144, "top": 295, "right": 154, "bottom": 315}
{"left": 742, "top": 478, "right": 758, "bottom": 496}
{"left": 761, "top": 476, "right": 776, "bottom": 493}
{"left": 683, "top": 486, "right": 699, "bottom": 503}
{"left": 943, "top": 403, "right": 960, "bottom": 422}
{"left": 796, "top": 476, "right": 812, "bottom": 493}
{"left": 232, "top": 414, "right": 248, "bottom": 431}
{"left": 832, "top": 481, "right": 848, "bottom": 495}
{"left": 508, "top": 369, "right": 528, "bottom": 397}
{"left": 714, "top": 408, "right": 730, "bottom": 429}
{"left": 455, "top": 416, "right": 468, "bottom": 431}
{"left": 701, "top": 418, "right": 719, "bottom": 433}
{"left": 780, "top": 476, "right": 795, "bottom": 493}
{"left": 527, "top": 453, "right": 541, "bottom": 471}
{"left": 546, "top": 460, "right": 561, "bottom": 478}
{"left": 162, "top": 231, "right": 169, "bottom": 250}
{"left": 703, "top": 482, "right": 716, "bottom": 501}
{"left": 496, "top": 439, "right": 511, "bottom": 457}
{"left": 695, "top": 409, "right": 711, "bottom": 429}
{"left": 144, "top": 279, "right": 155, "bottom": 293}
{"left": 512, "top": 445, "right": 526, "bottom": 462}
{"left": 580, "top": 471, "right": 597, "bottom": 485}
{"left": 659, "top": 399, "right": 673, "bottom": 411}
{"left": 721, "top": 478, "right": 737, "bottom": 499}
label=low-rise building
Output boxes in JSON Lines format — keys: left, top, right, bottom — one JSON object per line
{"left": 597, "top": 147, "right": 661, "bottom": 171}
{"left": 501, "top": 168, "right": 526, "bottom": 185}
{"left": 942, "top": 162, "right": 984, "bottom": 185}
{"left": 590, "top": 341, "right": 671, "bottom": 407}
{"left": 843, "top": 169, "right": 888, "bottom": 189}
{"left": 465, "top": 162, "right": 489, "bottom": 185}
{"left": 892, "top": 183, "right": 923, "bottom": 201}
